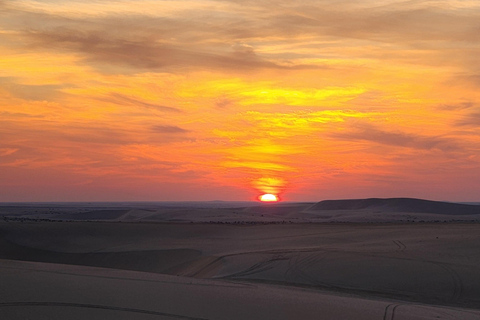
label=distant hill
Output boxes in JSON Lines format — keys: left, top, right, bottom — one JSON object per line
{"left": 309, "top": 198, "right": 480, "bottom": 215}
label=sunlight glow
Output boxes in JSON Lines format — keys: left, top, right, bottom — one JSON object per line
{"left": 259, "top": 194, "right": 278, "bottom": 202}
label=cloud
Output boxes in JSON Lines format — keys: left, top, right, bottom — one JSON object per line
{"left": 215, "top": 97, "right": 234, "bottom": 109}
{"left": 269, "top": 2, "right": 480, "bottom": 43}
{"left": 437, "top": 102, "right": 475, "bottom": 111}
{"left": 151, "top": 125, "right": 189, "bottom": 134}
{"left": 0, "top": 80, "right": 64, "bottom": 101}
{"left": 330, "top": 124, "right": 459, "bottom": 152}
{"left": 105, "top": 93, "right": 181, "bottom": 113}
{"left": 1, "top": 0, "right": 477, "bottom": 77}
{"left": 456, "top": 112, "right": 480, "bottom": 127}
{"left": 0, "top": 111, "right": 46, "bottom": 118}
{"left": 0, "top": 148, "right": 18, "bottom": 156}
{"left": 0, "top": 1, "right": 322, "bottom": 73}
{"left": 22, "top": 27, "right": 316, "bottom": 72}
{"left": 454, "top": 74, "right": 480, "bottom": 87}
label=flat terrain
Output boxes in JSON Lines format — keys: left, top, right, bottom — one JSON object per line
{"left": 1, "top": 200, "right": 480, "bottom": 319}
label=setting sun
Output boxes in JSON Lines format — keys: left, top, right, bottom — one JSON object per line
{"left": 259, "top": 194, "right": 278, "bottom": 202}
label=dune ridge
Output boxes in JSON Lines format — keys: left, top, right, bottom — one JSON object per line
{"left": 309, "top": 198, "right": 480, "bottom": 214}
{"left": 3, "top": 198, "right": 480, "bottom": 223}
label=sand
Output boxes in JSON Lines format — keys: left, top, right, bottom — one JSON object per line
{"left": 1, "top": 200, "right": 480, "bottom": 319}
{"left": 2, "top": 199, "right": 480, "bottom": 223}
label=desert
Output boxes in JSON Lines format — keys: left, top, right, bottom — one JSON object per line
{"left": 1, "top": 198, "right": 480, "bottom": 319}
{"left": 4, "top": 0, "right": 480, "bottom": 318}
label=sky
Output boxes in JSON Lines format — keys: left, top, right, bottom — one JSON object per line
{"left": 1, "top": 0, "right": 480, "bottom": 202}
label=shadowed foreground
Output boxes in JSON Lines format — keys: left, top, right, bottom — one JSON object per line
{"left": 1, "top": 216, "right": 480, "bottom": 319}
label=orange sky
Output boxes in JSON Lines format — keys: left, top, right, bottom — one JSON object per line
{"left": 1, "top": 0, "right": 480, "bottom": 202}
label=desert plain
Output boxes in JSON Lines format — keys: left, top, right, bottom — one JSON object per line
{"left": 1, "top": 199, "right": 480, "bottom": 319}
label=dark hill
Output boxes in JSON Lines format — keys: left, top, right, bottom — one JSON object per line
{"left": 309, "top": 198, "right": 480, "bottom": 215}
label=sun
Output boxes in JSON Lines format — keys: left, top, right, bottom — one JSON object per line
{"left": 259, "top": 194, "right": 278, "bottom": 202}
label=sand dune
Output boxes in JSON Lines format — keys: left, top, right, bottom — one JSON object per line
{"left": 310, "top": 198, "right": 480, "bottom": 215}
{"left": 1, "top": 200, "right": 480, "bottom": 319}
{"left": 3, "top": 198, "right": 480, "bottom": 223}
{"left": 2, "top": 259, "right": 480, "bottom": 320}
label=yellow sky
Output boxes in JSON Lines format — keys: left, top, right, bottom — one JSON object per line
{"left": 1, "top": 0, "right": 480, "bottom": 201}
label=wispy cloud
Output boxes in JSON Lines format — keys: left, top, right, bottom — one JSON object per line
{"left": 18, "top": 20, "right": 317, "bottom": 72}
{"left": 331, "top": 124, "right": 460, "bottom": 152}
{"left": 104, "top": 93, "right": 181, "bottom": 113}
{"left": 0, "top": 78, "right": 64, "bottom": 101}
{"left": 0, "top": 148, "right": 18, "bottom": 157}
{"left": 437, "top": 102, "right": 475, "bottom": 111}
{"left": 151, "top": 125, "right": 189, "bottom": 133}
{"left": 456, "top": 112, "right": 480, "bottom": 127}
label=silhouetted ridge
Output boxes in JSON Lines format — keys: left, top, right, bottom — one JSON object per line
{"left": 310, "top": 198, "right": 480, "bottom": 215}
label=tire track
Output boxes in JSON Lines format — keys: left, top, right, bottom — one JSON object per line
{"left": 285, "top": 253, "right": 315, "bottom": 284}
{"left": 414, "top": 304, "right": 480, "bottom": 318}
{"left": 383, "top": 303, "right": 400, "bottom": 320}
{"left": 225, "top": 250, "right": 323, "bottom": 280}
{"left": 392, "top": 240, "right": 406, "bottom": 252}
{"left": 227, "top": 259, "right": 275, "bottom": 278}
{"left": 187, "top": 257, "right": 223, "bottom": 278}
{"left": 435, "top": 263, "right": 463, "bottom": 303}
{"left": 289, "top": 252, "right": 329, "bottom": 286}
{"left": 0, "top": 302, "right": 208, "bottom": 319}
{"left": 383, "top": 303, "right": 480, "bottom": 320}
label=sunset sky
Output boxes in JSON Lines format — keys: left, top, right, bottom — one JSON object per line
{"left": 1, "top": 0, "right": 480, "bottom": 202}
